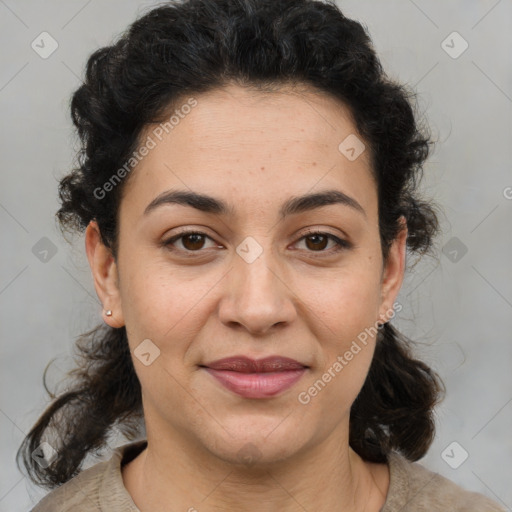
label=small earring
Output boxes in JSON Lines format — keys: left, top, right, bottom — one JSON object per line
{"left": 105, "top": 310, "right": 113, "bottom": 317}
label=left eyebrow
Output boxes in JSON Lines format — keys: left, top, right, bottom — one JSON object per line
{"left": 143, "top": 188, "right": 366, "bottom": 219}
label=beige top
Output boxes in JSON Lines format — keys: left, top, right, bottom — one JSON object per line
{"left": 31, "top": 439, "right": 506, "bottom": 511}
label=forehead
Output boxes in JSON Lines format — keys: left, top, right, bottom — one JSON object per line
{"left": 120, "top": 83, "right": 376, "bottom": 221}
{"left": 168, "top": 83, "right": 361, "bottom": 150}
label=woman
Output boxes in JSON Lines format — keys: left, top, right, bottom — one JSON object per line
{"left": 18, "top": 0, "right": 505, "bottom": 510}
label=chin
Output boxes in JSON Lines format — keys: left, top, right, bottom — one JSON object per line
{"left": 200, "top": 416, "right": 309, "bottom": 468}
{"left": 215, "top": 439, "right": 300, "bottom": 469}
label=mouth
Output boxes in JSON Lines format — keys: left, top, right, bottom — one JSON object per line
{"left": 200, "top": 356, "right": 309, "bottom": 399}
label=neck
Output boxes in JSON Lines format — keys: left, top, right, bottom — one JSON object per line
{"left": 122, "top": 424, "right": 389, "bottom": 512}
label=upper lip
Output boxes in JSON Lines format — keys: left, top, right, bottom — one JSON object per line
{"left": 202, "top": 356, "right": 308, "bottom": 373}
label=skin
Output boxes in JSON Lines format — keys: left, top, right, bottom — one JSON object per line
{"left": 85, "top": 83, "right": 407, "bottom": 512}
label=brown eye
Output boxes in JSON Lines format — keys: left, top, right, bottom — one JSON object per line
{"left": 181, "top": 233, "right": 207, "bottom": 251}
{"left": 304, "top": 233, "right": 329, "bottom": 251}
{"left": 163, "top": 231, "right": 217, "bottom": 253}
{"left": 163, "top": 229, "right": 350, "bottom": 257}
{"left": 295, "top": 231, "right": 351, "bottom": 254}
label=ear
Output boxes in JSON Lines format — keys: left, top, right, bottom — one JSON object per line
{"left": 85, "top": 220, "right": 125, "bottom": 328}
{"left": 377, "top": 216, "right": 407, "bottom": 324}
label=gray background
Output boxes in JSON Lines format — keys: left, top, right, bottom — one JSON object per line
{"left": 1, "top": 0, "right": 511, "bottom": 510}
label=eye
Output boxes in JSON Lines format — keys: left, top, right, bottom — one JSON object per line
{"left": 162, "top": 229, "right": 351, "bottom": 256}
{"left": 294, "top": 230, "right": 351, "bottom": 254}
{"left": 163, "top": 230, "right": 219, "bottom": 253}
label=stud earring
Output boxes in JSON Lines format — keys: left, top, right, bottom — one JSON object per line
{"left": 105, "top": 310, "right": 113, "bottom": 317}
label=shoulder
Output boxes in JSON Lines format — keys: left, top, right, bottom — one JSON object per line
{"left": 30, "top": 440, "right": 146, "bottom": 512}
{"left": 382, "top": 451, "right": 506, "bottom": 512}
{"left": 29, "top": 458, "right": 110, "bottom": 512}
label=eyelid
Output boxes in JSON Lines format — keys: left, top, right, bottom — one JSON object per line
{"left": 162, "top": 229, "right": 221, "bottom": 251}
{"left": 162, "top": 228, "right": 351, "bottom": 255}
{"left": 296, "top": 229, "right": 352, "bottom": 252}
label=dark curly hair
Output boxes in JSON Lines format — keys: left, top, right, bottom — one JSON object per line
{"left": 17, "top": 0, "right": 445, "bottom": 489}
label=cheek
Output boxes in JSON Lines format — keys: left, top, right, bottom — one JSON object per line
{"left": 297, "top": 266, "right": 383, "bottom": 340}
{"left": 296, "top": 276, "right": 381, "bottom": 421}
{"left": 119, "top": 258, "right": 220, "bottom": 348}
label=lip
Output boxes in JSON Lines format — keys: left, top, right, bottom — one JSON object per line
{"left": 201, "top": 356, "right": 309, "bottom": 399}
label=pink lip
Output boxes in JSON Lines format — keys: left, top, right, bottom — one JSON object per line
{"left": 202, "top": 356, "right": 308, "bottom": 399}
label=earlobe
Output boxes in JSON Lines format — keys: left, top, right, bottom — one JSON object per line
{"left": 85, "top": 220, "right": 125, "bottom": 328}
{"left": 378, "top": 216, "right": 407, "bottom": 324}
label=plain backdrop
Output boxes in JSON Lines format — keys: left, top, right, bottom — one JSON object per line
{"left": 1, "top": 0, "right": 511, "bottom": 510}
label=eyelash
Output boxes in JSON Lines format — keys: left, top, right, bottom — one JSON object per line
{"left": 162, "top": 229, "right": 351, "bottom": 257}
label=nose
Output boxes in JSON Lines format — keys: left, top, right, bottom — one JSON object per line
{"left": 217, "top": 242, "right": 297, "bottom": 336}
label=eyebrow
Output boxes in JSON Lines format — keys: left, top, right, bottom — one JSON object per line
{"left": 143, "top": 188, "right": 366, "bottom": 219}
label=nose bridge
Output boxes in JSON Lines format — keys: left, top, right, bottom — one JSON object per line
{"left": 219, "top": 234, "right": 295, "bottom": 333}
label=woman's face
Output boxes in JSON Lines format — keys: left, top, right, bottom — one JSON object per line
{"left": 87, "top": 83, "right": 406, "bottom": 465}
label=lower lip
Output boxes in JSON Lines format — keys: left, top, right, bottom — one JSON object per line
{"left": 203, "top": 368, "right": 307, "bottom": 398}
